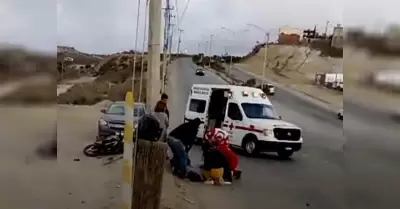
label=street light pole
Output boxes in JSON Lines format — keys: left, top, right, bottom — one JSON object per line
{"left": 197, "top": 43, "right": 202, "bottom": 60}
{"left": 208, "top": 34, "right": 214, "bottom": 67}
{"left": 220, "top": 27, "right": 249, "bottom": 77}
{"left": 246, "top": 24, "right": 270, "bottom": 87}
{"left": 261, "top": 32, "right": 270, "bottom": 88}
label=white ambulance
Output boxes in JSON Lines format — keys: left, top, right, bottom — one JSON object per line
{"left": 184, "top": 84, "right": 303, "bottom": 158}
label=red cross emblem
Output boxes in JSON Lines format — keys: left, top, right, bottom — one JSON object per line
{"left": 229, "top": 122, "right": 234, "bottom": 130}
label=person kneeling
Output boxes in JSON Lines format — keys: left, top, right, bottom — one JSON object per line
{"left": 202, "top": 146, "right": 232, "bottom": 185}
{"left": 202, "top": 128, "right": 242, "bottom": 183}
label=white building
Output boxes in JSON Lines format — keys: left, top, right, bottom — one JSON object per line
{"left": 331, "top": 24, "right": 344, "bottom": 48}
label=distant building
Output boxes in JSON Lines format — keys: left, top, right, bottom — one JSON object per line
{"left": 279, "top": 27, "right": 304, "bottom": 40}
{"left": 278, "top": 27, "right": 304, "bottom": 45}
{"left": 331, "top": 24, "right": 344, "bottom": 49}
{"left": 278, "top": 34, "right": 301, "bottom": 45}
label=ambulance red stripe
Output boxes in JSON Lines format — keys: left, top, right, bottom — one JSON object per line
{"left": 222, "top": 124, "right": 263, "bottom": 133}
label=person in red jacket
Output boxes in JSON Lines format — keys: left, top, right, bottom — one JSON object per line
{"left": 204, "top": 128, "right": 240, "bottom": 180}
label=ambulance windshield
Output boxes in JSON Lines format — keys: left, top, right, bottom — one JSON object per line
{"left": 241, "top": 103, "right": 280, "bottom": 119}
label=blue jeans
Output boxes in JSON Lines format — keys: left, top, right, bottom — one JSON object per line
{"left": 167, "top": 137, "right": 189, "bottom": 178}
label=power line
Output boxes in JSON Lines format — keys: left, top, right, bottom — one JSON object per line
{"left": 177, "top": 0, "right": 191, "bottom": 28}
{"left": 174, "top": 0, "right": 179, "bottom": 25}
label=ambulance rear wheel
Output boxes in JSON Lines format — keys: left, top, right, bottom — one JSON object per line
{"left": 242, "top": 135, "right": 259, "bottom": 155}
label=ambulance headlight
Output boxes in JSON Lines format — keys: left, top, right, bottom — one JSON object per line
{"left": 263, "top": 129, "right": 273, "bottom": 136}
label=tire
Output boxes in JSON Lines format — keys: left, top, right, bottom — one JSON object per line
{"left": 277, "top": 150, "right": 294, "bottom": 159}
{"left": 242, "top": 136, "right": 259, "bottom": 155}
{"left": 83, "top": 144, "right": 100, "bottom": 157}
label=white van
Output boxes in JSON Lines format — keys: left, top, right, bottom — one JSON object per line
{"left": 184, "top": 84, "right": 303, "bottom": 158}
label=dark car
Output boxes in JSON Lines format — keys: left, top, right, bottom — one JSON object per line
{"left": 258, "top": 84, "right": 275, "bottom": 95}
{"left": 195, "top": 68, "right": 205, "bottom": 76}
{"left": 97, "top": 101, "right": 146, "bottom": 138}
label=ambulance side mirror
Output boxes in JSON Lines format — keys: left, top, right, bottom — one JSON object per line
{"left": 279, "top": 116, "right": 282, "bottom": 120}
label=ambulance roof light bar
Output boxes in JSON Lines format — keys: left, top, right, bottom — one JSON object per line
{"left": 252, "top": 92, "right": 260, "bottom": 98}
{"left": 242, "top": 91, "right": 249, "bottom": 96}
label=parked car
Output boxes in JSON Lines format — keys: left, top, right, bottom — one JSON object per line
{"left": 255, "top": 84, "right": 275, "bottom": 95}
{"left": 98, "top": 101, "right": 146, "bottom": 138}
{"left": 262, "top": 84, "right": 275, "bottom": 95}
{"left": 195, "top": 68, "right": 205, "bottom": 76}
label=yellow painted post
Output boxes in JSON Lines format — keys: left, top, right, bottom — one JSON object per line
{"left": 122, "top": 91, "right": 134, "bottom": 209}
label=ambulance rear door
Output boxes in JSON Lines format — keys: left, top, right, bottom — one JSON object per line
{"left": 184, "top": 85, "right": 211, "bottom": 138}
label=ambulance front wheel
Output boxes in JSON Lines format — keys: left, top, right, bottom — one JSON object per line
{"left": 242, "top": 135, "right": 259, "bottom": 155}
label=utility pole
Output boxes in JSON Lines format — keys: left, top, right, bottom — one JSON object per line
{"left": 197, "top": 43, "right": 200, "bottom": 54}
{"left": 261, "top": 32, "right": 270, "bottom": 87}
{"left": 168, "top": 23, "right": 175, "bottom": 57}
{"left": 147, "top": 0, "right": 162, "bottom": 108}
{"left": 162, "top": 0, "right": 173, "bottom": 93}
{"left": 324, "top": 21, "right": 330, "bottom": 39}
{"left": 208, "top": 34, "right": 214, "bottom": 67}
{"left": 177, "top": 29, "right": 183, "bottom": 54}
{"left": 229, "top": 47, "right": 233, "bottom": 76}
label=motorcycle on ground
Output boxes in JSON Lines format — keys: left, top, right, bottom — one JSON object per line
{"left": 83, "top": 132, "right": 124, "bottom": 157}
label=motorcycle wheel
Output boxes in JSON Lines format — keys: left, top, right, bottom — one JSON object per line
{"left": 83, "top": 144, "right": 100, "bottom": 157}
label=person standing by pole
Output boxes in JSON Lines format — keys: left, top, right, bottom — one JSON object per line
{"left": 159, "top": 93, "right": 169, "bottom": 119}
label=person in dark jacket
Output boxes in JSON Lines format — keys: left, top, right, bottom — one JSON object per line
{"left": 168, "top": 118, "right": 202, "bottom": 153}
{"left": 167, "top": 118, "right": 202, "bottom": 178}
{"left": 160, "top": 93, "right": 170, "bottom": 119}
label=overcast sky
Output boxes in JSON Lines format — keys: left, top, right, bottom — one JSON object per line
{"left": 0, "top": 0, "right": 398, "bottom": 55}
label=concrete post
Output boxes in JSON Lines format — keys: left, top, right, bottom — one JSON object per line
{"left": 147, "top": 0, "right": 162, "bottom": 108}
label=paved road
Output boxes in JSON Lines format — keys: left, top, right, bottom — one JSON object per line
{"left": 168, "top": 58, "right": 399, "bottom": 209}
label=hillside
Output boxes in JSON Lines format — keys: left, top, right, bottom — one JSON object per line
{"left": 58, "top": 54, "right": 150, "bottom": 105}
{"left": 237, "top": 44, "right": 343, "bottom": 109}
{"left": 57, "top": 45, "right": 103, "bottom": 65}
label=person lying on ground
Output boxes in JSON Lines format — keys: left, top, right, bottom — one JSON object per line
{"left": 168, "top": 118, "right": 202, "bottom": 153}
